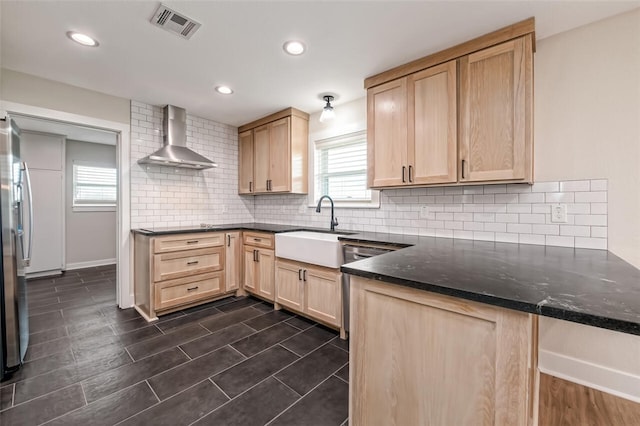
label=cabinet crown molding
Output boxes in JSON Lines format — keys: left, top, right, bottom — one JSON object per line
{"left": 238, "top": 107, "right": 309, "bottom": 133}
{"left": 364, "top": 17, "right": 535, "bottom": 89}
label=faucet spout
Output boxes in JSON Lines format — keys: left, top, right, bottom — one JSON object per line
{"left": 316, "top": 195, "right": 338, "bottom": 231}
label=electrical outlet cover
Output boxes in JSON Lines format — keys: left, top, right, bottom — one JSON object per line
{"left": 551, "top": 204, "right": 567, "bottom": 223}
{"left": 419, "top": 205, "right": 430, "bottom": 219}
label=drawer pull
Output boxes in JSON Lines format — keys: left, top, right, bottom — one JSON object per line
{"left": 187, "top": 286, "right": 199, "bottom": 291}
{"left": 298, "top": 269, "right": 302, "bottom": 281}
{"left": 186, "top": 240, "right": 199, "bottom": 244}
{"left": 227, "top": 235, "right": 231, "bottom": 246}
{"left": 187, "top": 260, "right": 199, "bottom": 265}
{"left": 253, "top": 238, "right": 262, "bottom": 242}
{"left": 303, "top": 270, "right": 307, "bottom": 282}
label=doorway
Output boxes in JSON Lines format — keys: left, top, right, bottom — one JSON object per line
{"left": 2, "top": 101, "right": 132, "bottom": 308}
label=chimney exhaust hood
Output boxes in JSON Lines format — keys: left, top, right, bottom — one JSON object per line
{"left": 138, "top": 105, "right": 217, "bottom": 170}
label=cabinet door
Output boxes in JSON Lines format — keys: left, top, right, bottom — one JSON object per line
{"left": 238, "top": 130, "right": 254, "bottom": 194}
{"left": 225, "top": 232, "right": 242, "bottom": 292}
{"left": 275, "top": 260, "right": 304, "bottom": 311}
{"left": 257, "top": 249, "right": 275, "bottom": 301}
{"left": 408, "top": 61, "right": 457, "bottom": 185}
{"left": 304, "top": 266, "right": 341, "bottom": 327}
{"left": 459, "top": 36, "right": 532, "bottom": 182}
{"left": 367, "top": 78, "right": 408, "bottom": 188}
{"left": 268, "top": 117, "right": 291, "bottom": 192}
{"left": 243, "top": 246, "right": 257, "bottom": 293}
{"left": 253, "top": 124, "right": 270, "bottom": 193}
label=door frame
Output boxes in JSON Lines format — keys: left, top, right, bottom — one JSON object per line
{"left": 1, "top": 101, "right": 133, "bottom": 308}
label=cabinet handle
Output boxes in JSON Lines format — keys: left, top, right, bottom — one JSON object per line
{"left": 298, "top": 269, "right": 302, "bottom": 281}
{"left": 253, "top": 249, "right": 257, "bottom": 262}
{"left": 266, "top": 180, "right": 270, "bottom": 191}
{"left": 249, "top": 181, "right": 253, "bottom": 192}
{"left": 253, "top": 238, "right": 262, "bottom": 242}
{"left": 187, "top": 286, "right": 199, "bottom": 291}
{"left": 186, "top": 240, "right": 199, "bottom": 244}
{"left": 303, "top": 270, "right": 307, "bottom": 282}
{"left": 461, "top": 159, "right": 466, "bottom": 179}
{"left": 402, "top": 166, "right": 406, "bottom": 183}
{"left": 227, "top": 235, "right": 231, "bottom": 246}
{"left": 408, "top": 165, "right": 413, "bottom": 183}
{"left": 187, "top": 260, "right": 199, "bottom": 265}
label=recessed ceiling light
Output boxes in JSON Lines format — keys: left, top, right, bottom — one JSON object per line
{"left": 66, "top": 31, "right": 99, "bottom": 47}
{"left": 283, "top": 40, "right": 306, "bottom": 56}
{"left": 215, "top": 85, "right": 234, "bottom": 95}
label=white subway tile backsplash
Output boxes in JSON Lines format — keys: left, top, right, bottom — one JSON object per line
{"left": 546, "top": 235, "right": 575, "bottom": 248}
{"left": 575, "top": 237, "right": 607, "bottom": 250}
{"left": 494, "top": 194, "right": 519, "bottom": 204}
{"left": 545, "top": 192, "right": 575, "bottom": 203}
{"left": 495, "top": 233, "right": 519, "bottom": 243}
{"left": 574, "top": 215, "right": 607, "bottom": 226}
{"left": 531, "top": 182, "right": 559, "bottom": 193}
{"left": 590, "top": 179, "right": 607, "bottom": 191}
{"left": 507, "top": 204, "right": 532, "bottom": 214}
{"left": 507, "top": 223, "right": 532, "bottom": 234}
{"left": 590, "top": 203, "right": 608, "bottom": 214}
{"left": 560, "top": 225, "right": 591, "bottom": 237}
{"left": 484, "top": 222, "right": 507, "bottom": 233}
{"left": 495, "top": 213, "right": 519, "bottom": 223}
{"left": 519, "top": 234, "right": 545, "bottom": 245}
{"left": 591, "top": 226, "right": 608, "bottom": 238}
{"left": 473, "top": 231, "right": 495, "bottom": 241}
{"left": 483, "top": 185, "right": 507, "bottom": 194}
{"left": 575, "top": 192, "right": 607, "bottom": 203}
{"left": 463, "top": 186, "right": 484, "bottom": 195}
{"left": 518, "top": 193, "right": 545, "bottom": 203}
{"left": 519, "top": 214, "right": 546, "bottom": 224}
{"left": 532, "top": 224, "right": 560, "bottom": 235}
{"left": 560, "top": 180, "right": 590, "bottom": 192}
{"left": 507, "top": 184, "right": 532, "bottom": 193}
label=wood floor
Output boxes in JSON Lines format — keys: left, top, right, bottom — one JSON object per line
{"left": 538, "top": 373, "right": 640, "bottom": 426}
{"left": 0, "top": 266, "right": 349, "bottom": 425}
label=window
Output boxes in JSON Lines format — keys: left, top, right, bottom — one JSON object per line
{"left": 312, "top": 130, "right": 379, "bottom": 208}
{"left": 72, "top": 163, "right": 117, "bottom": 210}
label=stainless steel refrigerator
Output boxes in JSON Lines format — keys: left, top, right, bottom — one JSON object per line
{"left": 0, "top": 116, "right": 33, "bottom": 380}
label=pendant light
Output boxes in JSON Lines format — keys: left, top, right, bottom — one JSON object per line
{"left": 319, "top": 95, "right": 335, "bottom": 123}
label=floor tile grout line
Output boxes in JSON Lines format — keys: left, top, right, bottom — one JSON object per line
{"left": 224, "top": 344, "right": 248, "bottom": 359}
{"left": 176, "top": 345, "right": 192, "bottom": 361}
{"left": 209, "top": 377, "right": 232, "bottom": 400}
{"left": 144, "top": 379, "right": 161, "bottom": 403}
{"left": 272, "top": 376, "right": 303, "bottom": 398}
{"left": 7, "top": 382, "right": 87, "bottom": 413}
{"left": 266, "top": 367, "right": 347, "bottom": 426}
{"left": 333, "top": 373, "right": 349, "bottom": 385}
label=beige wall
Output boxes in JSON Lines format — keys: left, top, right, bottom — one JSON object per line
{"left": 65, "top": 140, "right": 117, "bottom": 266}
{"left": 535, "top": 8, "right": 640, "bottom": 384}
{"left": 0, "top": 69, "right": 130, "bottom": 124}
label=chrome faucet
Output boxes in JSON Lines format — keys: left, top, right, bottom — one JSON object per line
{"left": 316, "top": 195, "right": 339, "bottom": 231}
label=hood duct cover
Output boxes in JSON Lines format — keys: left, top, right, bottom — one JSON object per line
{"left": 138, "top": 105, "right": 217, "bottom": 170}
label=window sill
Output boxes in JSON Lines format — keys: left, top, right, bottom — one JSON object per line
{"left": 72, "top": 205, "right": 116, "bottom": 213}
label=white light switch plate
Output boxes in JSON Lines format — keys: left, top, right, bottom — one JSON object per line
{"left": 551, "top": 204, "right": 567, "bottom": 223}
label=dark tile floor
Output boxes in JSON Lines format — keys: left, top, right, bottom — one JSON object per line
{"left": 0, "top": 266, "right": 349, "bottom": 425}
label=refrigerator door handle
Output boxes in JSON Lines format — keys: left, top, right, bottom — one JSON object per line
{"left": 21, "top": 162, "right": 33, "bottom": 267}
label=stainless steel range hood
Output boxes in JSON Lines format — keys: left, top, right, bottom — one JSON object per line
{"left": 138, "top": 105, "right": 217, "bottom": 169}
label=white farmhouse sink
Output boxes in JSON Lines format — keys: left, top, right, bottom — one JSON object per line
{"left": 275, "top": 231, "right": 347, "bottom": 268}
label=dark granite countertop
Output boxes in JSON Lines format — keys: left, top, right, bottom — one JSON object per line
{"left": 341, "top": 237, "right": 640, "bottom": 336}
{"left": 132, "top": 223, "right": 640, "bottom": 336}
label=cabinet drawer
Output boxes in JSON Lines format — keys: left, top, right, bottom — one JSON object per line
{"left": 243, "top": 232, "right": 274, "bottom": 249}
{"left": 155, "top": 272, "right": 224, "bottom": 311}
{"left": 153, "top": 247, "right": 224, "bottom": 282}
{"left": 154, "top": 232, "right": 224, "bottom": 253}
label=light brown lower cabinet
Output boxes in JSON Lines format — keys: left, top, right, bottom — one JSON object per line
{"left": 243, "top": 245, "right": 275, "bottom": 302}
{"left": 275, "top": 259, "right": 344, "bottom": 338}
{"left": 350, "top": 276, "right": 536, "bottom": 425}
{"left": 134, "top": 231, "right": 244, "bottom": 321}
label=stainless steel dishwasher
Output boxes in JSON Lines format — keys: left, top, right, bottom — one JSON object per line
{"left": 342, "top": 244, "right": 396, "bottom": 333}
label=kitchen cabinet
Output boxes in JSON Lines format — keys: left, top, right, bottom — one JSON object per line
{"left": 368, "top": 61, "right": 457, "bottom": 188}
{"left": 134, "top": 232, "right": 239, "bottom": 320}
{"left": 225, "top": 232, "right": 243, "bottom": 293}
{"left": 459, "top": 36, "right": 533, "bottom": 182}
{"left": 238, "top": 130, "right": 254, "bottom": 194}
{"left": 350, "top": 276, "right": 535, "bottom": 425}
{"left": 365, "top": 19, "right": 534, "bottom": 189}
{"left": 275, "top": 258, "right": 344, "bottom": 337}
{"left": 237, "top": 108, "right": 309, "bottom": 195}
{"left": 242, "top": 232, "right": 275, "bottom": 302}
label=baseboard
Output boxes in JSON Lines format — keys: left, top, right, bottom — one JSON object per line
{"left": 65, "top": 258, "right": 116, "bottom": 271}
{"left": 27, "top": 270, "right": 63, "bottom": 279}
{"left": 539, "top": 349, "right": 640, "bottom": 403}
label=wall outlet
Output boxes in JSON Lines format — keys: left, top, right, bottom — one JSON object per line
{"left": 419, "top": 205, "right": 430, "bottom": 219}
{"left": 551, "top": 204, "right": 567, "bottom": 223}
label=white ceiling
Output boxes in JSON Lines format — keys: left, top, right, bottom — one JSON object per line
{"left": 1, "top": 1, "right": 639, "bottom": 127}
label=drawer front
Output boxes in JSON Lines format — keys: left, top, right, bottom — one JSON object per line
{"left": 154, "top": 247, "right": 224, "bottom": 282}
{"left": 243, "top": 232, "right": 274, "bottom": 249}
{"left": 155, "top": 272, "right": 224, "bottom": 310}
{"left": 154, "top": 232, "right": 224, "bottom": 253}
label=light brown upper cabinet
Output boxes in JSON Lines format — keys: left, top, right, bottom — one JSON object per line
{"left": 459, "top": 36, "right": 533, "bottom": 182}
{"left": 368, "top": 61, "right": 457, "bottom": 188}
{"left": 365, "top": 18, "right": 535, "bottom": 189}
{"left": 237, "top": 108, "right": 309, "bottom": 195}
{"left": 238, "top": 130, "right": 254, "bottom": 194}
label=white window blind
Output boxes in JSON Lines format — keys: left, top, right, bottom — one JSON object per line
{"left": 73, "top": 164, "right": 117, "bottom": 207}
{"left": 314, "top": 131, "right": 372, "bottom": 203}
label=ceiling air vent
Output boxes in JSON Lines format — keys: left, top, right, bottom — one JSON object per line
{"left": 150, "top": 4, "right": 201, "bottom": 40}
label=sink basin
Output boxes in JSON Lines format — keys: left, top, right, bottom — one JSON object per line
{"left": 275, "top": 231, "right": 347, "bottom": 268}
